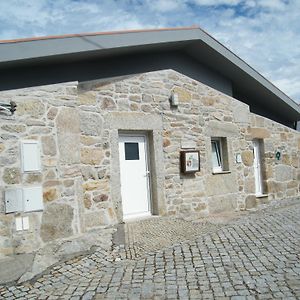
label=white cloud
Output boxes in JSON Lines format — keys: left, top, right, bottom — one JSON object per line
{"left": 255, "top": 0, "right": 287, "bottom": 10}
{"left": 192, "top": 0, "right": 242, "bottom": 6}
{"left": 146, "top": 0, "right": 185, "bottom": 12}
{"left": 0, "top": 0, "right": 299, "bottom": 103}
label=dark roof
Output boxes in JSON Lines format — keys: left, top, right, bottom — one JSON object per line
{"left": 0, "top": 26, "right": 299, "bottom": 125}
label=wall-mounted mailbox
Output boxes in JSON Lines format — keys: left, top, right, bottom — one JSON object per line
{"left": 5, "top": 186, "right": 43, "bottom": 214}
{"left": 21, "top": 140, "right": 41, "bottom": 172}
{"left": 180, "top": 150, "right": 200, "bottom": 174}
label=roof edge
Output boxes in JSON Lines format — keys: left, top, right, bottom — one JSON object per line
{"left": 0, "top": 26, "right": 199, "bottom": 44}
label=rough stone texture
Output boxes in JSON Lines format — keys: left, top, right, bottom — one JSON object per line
{"left": 41, "top": 135, "right": 56, "bottom": 156}
{"left": 0, "top": 70, "right": 299, "bottom": 258}
{"left": 17, "top": 100, "right": 45, "bottom": 118}
{"left": 241, "top": 150, "right": 254, "bottom": 166}
{"left": 47, "top": 107, "right": 58, "bottom": 120}
{"left": 205, "top": 173, "right": 238, "bottom": 196}
{"left": 2, "top": 168, "right": 21, "bottom": 184}
{"left": 172, "top": 86, "right": 191, "bottom": 102}
{"left": 80, "top": 111, "right": 103, "bottom": 136}
{"left": 24, "top": 174, "right": 42, "bottom": 184}
{"left": 248, "top": 127, "right": 271, "bottom": 139}
{"left": 93, "top": 194, "right": 109, "bottom": 203}
{"left": 12, "top": 227, "right": 114, "bottom": 284}
{"left": 0, "top": 254, "right": 34, "bottom": 284}
{"left": 78, "top": 91, "right": 97, "bottom": 105}
{"left": 1, "top": 124, "right": 26, "bottom": 133}
{"left": 43, "top": 188, "right": 58, "bottom": 202}
{"left": 206, "top": 120, "right": 239, "bottom": 137}
{"left": 245, "top": 195, "right": 257, "bottom": 209}
{"left": 40, "top": 203, "right": 74, "bottom": 242}
{"left": 84, "top": 210, "right": 112, "bottom": 228}
{"left": 84, "top": 194, "right": 92, "bottom": 209}
{"left": 232, "top": 102, "right": 250, "bottom": 124}
{"left": 56, "top": 107, "right": 80, "bottom": 164}
{"left": 275, "top": 164, "right": 293, "bottom": 182}
{"left": 208, "top": 195, "right": 237, "bottom": 213}
{"left": 83, "top": 180, "right": 101, "bottom": 191}
{"left": 81, "top": 148, "right": 103, "bottom": 165}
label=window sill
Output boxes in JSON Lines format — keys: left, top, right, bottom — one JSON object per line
{"left": 256, "top": 194, "right": 268, "bottom": 198}
{"left": 212, "top": 170, "right": 231, "bottom": 175}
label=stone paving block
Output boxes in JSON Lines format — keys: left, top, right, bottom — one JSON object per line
{"left": 0, "top": 200, "right": 300, "bottom": 299}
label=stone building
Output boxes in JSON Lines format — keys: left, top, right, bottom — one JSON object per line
{"left": 0, "top": 27, "right": 299, "bottom": 256}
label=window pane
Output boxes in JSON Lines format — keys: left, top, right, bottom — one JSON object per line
{"left": 124, "top": 142, "right": 139, "bottom": 160}
{"left": 211, "top": 141, "right": 222, "bottom": 170}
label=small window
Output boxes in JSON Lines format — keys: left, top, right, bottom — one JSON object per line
{"left": 211, "top": 137, "right": 229, "bottom": 173}
{"left": 124, "top": 142, "right": 139, "bottom": 160}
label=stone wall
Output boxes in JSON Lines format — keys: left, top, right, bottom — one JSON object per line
{"left": 0, "top": 69, "right": 299, "bottom": 256}
{"left": 250, "top": 114, "right": 300, "bottom": 201}
{"left": 0, "top": 82, "right": 117, "bottom": 256}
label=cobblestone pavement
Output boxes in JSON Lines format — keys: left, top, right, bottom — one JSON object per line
{"left": 0, "top": 199, "right": 299, "bottom": 299}
{"left": 124, "top": 215, "right": 236, "bottom": 259}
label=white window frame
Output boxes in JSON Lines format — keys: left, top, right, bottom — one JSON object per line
{"left": 211, "top": 138, "right": 223, "bottom": 173}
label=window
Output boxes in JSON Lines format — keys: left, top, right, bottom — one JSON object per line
{"left": 211, "top": 137, "right": 229, "bottom": 173}
{"left": 124, "top": 142, "right": 139, "bottom": 160}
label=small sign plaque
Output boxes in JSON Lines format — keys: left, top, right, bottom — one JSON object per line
{"left": 180, "top": 150, "right": 200, "bottom": 174}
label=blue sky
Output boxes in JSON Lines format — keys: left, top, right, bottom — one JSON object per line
{"left": 0, "top": 0, "right": 299, "bottom": 103}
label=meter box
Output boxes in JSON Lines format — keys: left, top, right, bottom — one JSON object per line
{"left": 23, "top": 186, "right": 43, "bottom": 212}
{"left": 5, "top": 188, "right": 23, "bottom": 213}
{"left": 21, "top": 140, "right": 41, "bottom": 172}
{"left": 5, "top": 186, "right": 43, "bottom": 214}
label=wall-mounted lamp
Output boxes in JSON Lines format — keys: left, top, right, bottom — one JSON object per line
{"left": 0, "top": 101, "right": 17, "bottom": 115}
{"left": 170, "top": 92, "right": 179, "bottom": 107}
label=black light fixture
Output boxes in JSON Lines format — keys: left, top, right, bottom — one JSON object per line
{"left": 0, "top": 101, "right": 17, "bottom": 115}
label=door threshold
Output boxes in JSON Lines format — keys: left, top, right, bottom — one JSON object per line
{"left": 256, "top": 194, "right": 268, "bottom": 198}
{"left": 123, "top": 212, "right": 156, "bottom": 223}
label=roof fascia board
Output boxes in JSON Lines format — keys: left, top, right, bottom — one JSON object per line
{"left": 0, "top": 29, "right": 200, "bottom": 64}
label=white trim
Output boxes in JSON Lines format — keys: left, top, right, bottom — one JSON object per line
{"left": 253, "top": 139, "right": 264, "bottom": 196}
{"left": 119, "top": 133, "right": 152, "bottom": 220}
{"left": 211, "top": 138, "right": 223, "bottom": 173}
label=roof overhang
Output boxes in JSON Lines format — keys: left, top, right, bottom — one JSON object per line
{"left": 0, "top": 27, "right": 299, "bottom": 122}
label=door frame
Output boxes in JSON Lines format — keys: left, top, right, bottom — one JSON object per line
{"left": 107, "top": 112, "right": 166, "bottom": 223}
{"left": 118, "top": 132, "right": 152, "bottom": 219}
{"left": 253, "top": 139, "right": 263, "bottom": 196}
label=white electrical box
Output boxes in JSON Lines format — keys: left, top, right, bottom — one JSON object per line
{"left": 15, "top": 216, "right": 23, "bottom": 231}
{"left": 23, "top": 186, "right": 43, "bottom": 212}
{"left": 21, "top": 140, "right": 41, "bottom": 172}
{"left": 236, "top": 153, "right": 242, "bottom": 163}
{"left": 22, "top": 216, "right": 29, "bottom": 230}
{"left": 15, "top": 216, "right": 30, "bottom": 231}
{"left": 5, "top": 186, "right": 43, "bottom": 213}
{"left": 5, "top": 188, "right": 23, "bottom": 213}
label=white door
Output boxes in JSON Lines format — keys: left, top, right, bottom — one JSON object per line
{"left": 253, "top": 140, "right": 263, "bottom": 196}
{"left": 119, "top": 135, "right": 151, "bottom": 219}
